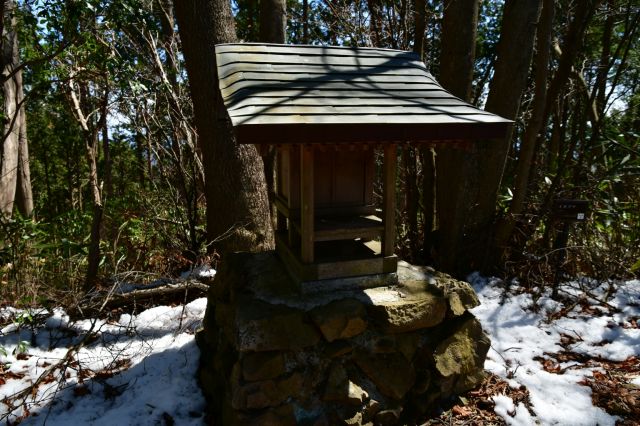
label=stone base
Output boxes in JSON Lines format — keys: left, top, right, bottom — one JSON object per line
{"left": 197, "top": 252, "right": 490, "bottom": 425}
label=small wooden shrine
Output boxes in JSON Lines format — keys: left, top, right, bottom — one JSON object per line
{"left": 215, "top": 43, "right": 510, "bottom": 282}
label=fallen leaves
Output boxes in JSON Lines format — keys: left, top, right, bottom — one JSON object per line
{"left": 536, "top": 351, "right": 640, "bottom": 424}
{"left": 623, "top": 317, "right": 639, "bottom": 329}
{"left": 0, "top": 369, "right": 26, "bottom": 383}
{"left": 15, "top": 353, "right": 30, "bottom": 361}
{"left": 95, "top": 358, "right": 132, "bottom": 380}
{"left": 421, "top": 373, "right": 535, "bottom": 425}
{"left": 560, "top": 332, "right": 582, "bottom": 345}
{"left": 451, "top": 404, "right": 473, "bottom": 417}
{"left": 541, "top": 358, "right": 562, "bottom": 373}
{"left": 578, "top": 356, "right": 640, "bottom": 425}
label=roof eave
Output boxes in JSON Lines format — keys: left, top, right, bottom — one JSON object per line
{"left": 233, "top": 121, "right": 513, "bottom": 145}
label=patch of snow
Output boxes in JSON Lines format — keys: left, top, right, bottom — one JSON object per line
{"left": 0, "top": 307, "right": 20, "bottom": 322}
{"left": 0, "top": 299, "right": 208, "bottom": 425}
{"left": 45, "top": 308, "right": 69, "bottom": 330}
{"left": 492, "top": 394, "right": 535, "bottom": 426}
{"left": 471, "top": 275, "right": 640, "bottom": 426}
{"left": 37, "top": 336, "right": 204, "bottom": 426}
{"left": 180, "top": 265, "right": 216, "bottom": 280}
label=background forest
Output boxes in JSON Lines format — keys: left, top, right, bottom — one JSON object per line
{"left": 1, "top": 0, "right": 639, "bottom": 309}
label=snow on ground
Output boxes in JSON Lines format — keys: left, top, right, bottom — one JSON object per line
{"left": 0, "top": 298, "right": 208, "bottom": 425}
{"left": 471, "top": 275, "right": 640, "bottom": 425}
{"left": 1, "top": 273, "right": 638, "bottom": 425}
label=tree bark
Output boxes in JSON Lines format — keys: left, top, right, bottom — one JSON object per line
{"left": 402, "top": 146, "right": 420, "bottom": 260}
{"left": 493, "top": 0, "right": 554, "bottom": 251}
{"left": 594, "top": 0, "right": 614, "bottom": 114}
{"left": 260, "top": 0, "right": 286, "bottom": 43}
{"left": 174, "top": 0, "right": 274, "bottom": 254}
{"left": 1, "top": 0, "right": 32, "bottom": 218}
{"left": 484, "top": 0, "right": 542, "bottom": 118}
{"left": 66, "top": 76, "right": 108, "bottom": 290}
{"left": 480, "top": 0, "right": 542, "bottom": 170}
{"left": 439, "top": 0, "right": 478, "bottom": 100}
{"left": 433, "top": 0, "right": 479, "bottom": 273}
{"left": 0, "top": 64, "right": 18, "bottom": 216}
{"left": 101, "top": 90, "right": 112, "bottom": 201}
{"left": 413, "top": 0, "right": 426, "bottom": 59}
{"left": 413, "top": 0, "right": 435, "bottom": 263}
{"left": 421, "top": 147, "right": 436, "bottom": 263}
{"left": 15, "top": 79, "right": 33, "bottom": 216}
{"left": 541, "top": 0, "right": 602, "bottom": 123}
{"left": 302, "top": 0, "right": 309, "bottom": 44}
{"left": 367, "top": 0, "right": 382, "bottom": 47}
{"left": 259, "top": 0, "right": 286, "bottom": 228}
{"left": 468, "top": 0, "right": 542, "bottom": 270}
{"left": 83, "top": 124, "right": 102, "bottom": 289}
{"left": 495, "top": 0, "right": 603, "bottom": 260}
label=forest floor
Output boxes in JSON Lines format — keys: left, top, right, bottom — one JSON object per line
{"left": 428, "top": 275, "right": 640, "bottom": 425}
{"left": 0, "top": 271, "right": 638, "bottom": 425}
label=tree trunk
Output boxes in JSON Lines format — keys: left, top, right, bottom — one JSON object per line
{"left": 85, "top": 201, "right": 103, "bottom": 289}
{"left": 151, "top": 0, "right": 204, "bottom": 257}
{"left": 413, "top": 0, "right": 426, "bottom": 60}
{"left": 497, "top": 0, "right": 603, "bottom": 259}
{"left": 546, "top": 103, "right": 565, "bottom": 174}
{"left": 439, "top": 0, "right": 478, "bottom": 100}
{"left": 468, "top": 0, "right": 543, "bottom": 270}
{"left": 541, "top": 0, "right": 602, "bottom": 123}
{"left": 302, "top": 0, "right": 309, "bottom": 44}
{"left": 101, "top": 93, "right": 112, "bottom": 201}
{"left": 259, "top": 0, "right": 287, "bottom": 228}
{"left": 15, "top": 83, "right": 33, "bottom": 216}
{"left": 134, "top": 116, "right": 146, "bottom": 188}
{"left": 402, "top": 146, "right": 420, "bottom": 260}
{"left": 84, "top": 94, "right": 105, "bottom": 290}
{"left": 367, "top": 0, "right": 382, "bottom": 47}
{"left": 493, "top": 0, "right": 554, "bottom": 252}
{"left": 0, "top": 68, "right": 18, "bottom": 216}
{"left": 260, "top": 0, "right": 286, "bottom": 43}
{"left": 1, "top": 0, "right": 32, "bottom": 218}
{"left": 594, "top": 0, "right": 614, "bottom": 114}
{"left": 413, "top": 0, "right": 435, "bottom": 263}
{"left": 433, "top": 0, "right": 479, "bottom": 273}
{"left": 66, "top": 69, "right": 109, "bottom": 290}
{"left": 174, "top": 0, "right": 274, "bottom": 254}
{"left": 421, "top": 147, "right": 436, "bottom": 263}
{"left": 83, "top": 125, "right": 102, "bottom": 289}
{"left": 157, "top": 0, "right": 179, "bottom": 87}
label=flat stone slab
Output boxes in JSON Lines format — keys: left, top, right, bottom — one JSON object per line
{"left": 364, "top": 280, "right": 447, "bottom": 333}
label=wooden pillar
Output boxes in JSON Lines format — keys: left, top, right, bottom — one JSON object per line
{"left": 383, "top": 144, "right": 397, "bottom": 257}
{"left": 300, "top": 145, "right": 314, "bottom": 263}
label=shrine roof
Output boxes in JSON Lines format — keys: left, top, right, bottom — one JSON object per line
{"left": 215, "top": 43, "right": 511, "bottom": 144}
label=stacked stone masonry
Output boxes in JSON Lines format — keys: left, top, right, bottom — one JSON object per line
{"left": 196, "top": 252, "right": 490, "bottom": 425}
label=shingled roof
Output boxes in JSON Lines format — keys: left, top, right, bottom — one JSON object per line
{"left": 215, "top": 43, "right": 511, "bottom": 144}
